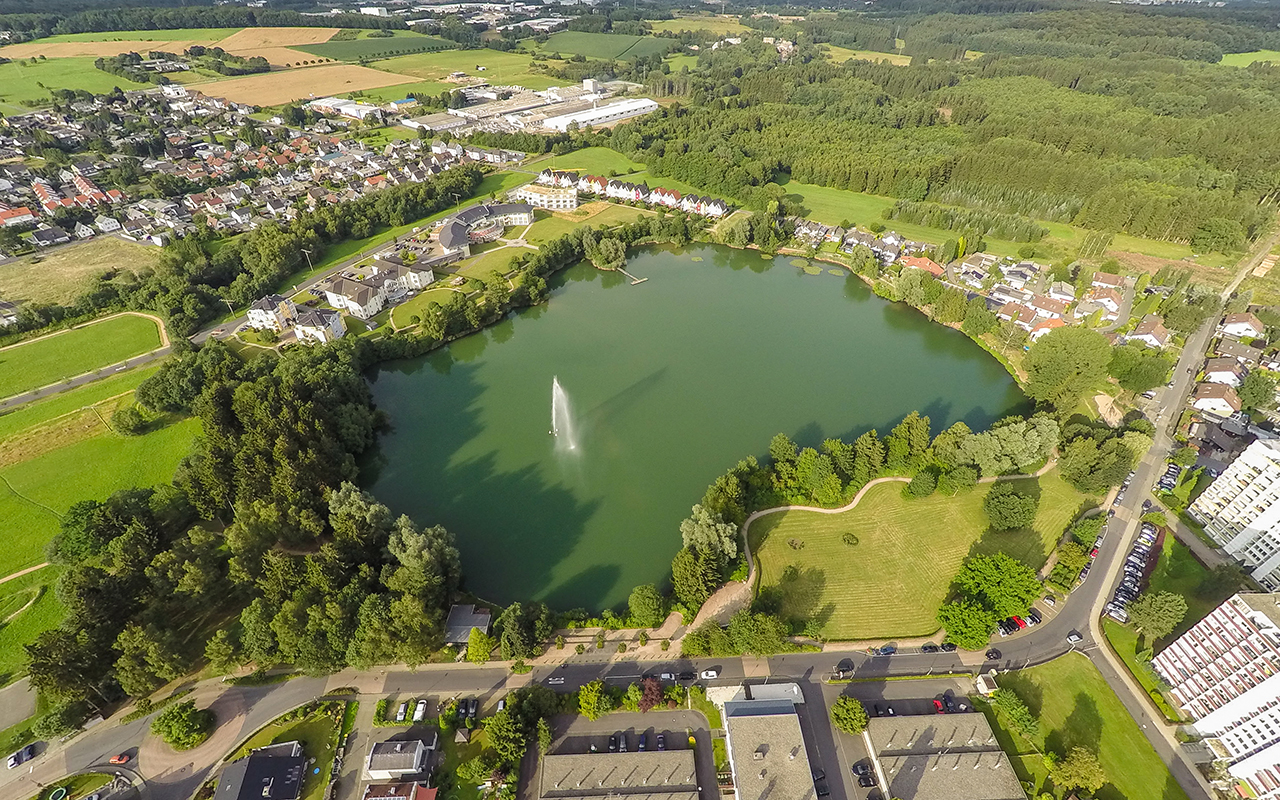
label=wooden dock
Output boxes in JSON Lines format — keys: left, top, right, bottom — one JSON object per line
{"left": 618, "top": 268, "right": 647, "bottom": 285}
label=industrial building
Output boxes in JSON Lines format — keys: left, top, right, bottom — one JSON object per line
{"left": 865, "top": 714, "right": 1026, "bottom": 800}
{"left": 540, "top": 98, "right": 661, "bottom": 132}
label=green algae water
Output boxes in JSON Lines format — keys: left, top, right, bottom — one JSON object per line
{"left": 364, "top": 244, "right": 1027, "bottom": 609}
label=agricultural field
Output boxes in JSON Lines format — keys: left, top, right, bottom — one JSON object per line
{"left": 749, "top": 470, "right": 1090, "bottom": 640}
{"left": 535, "top": 31, "right": 673, "bottom": 61}
{"left": 1220, "top": 49, "right": 1280, "bottom": 67}
{"left": 0, "top": 314, "right": 163, "bottom": 399}
{"left": 192, "top": 63, "right": 414, "bottom": 106}
{"left": 0, "top": 236, "right": 161, "bottom": 306}
{"left": 823, "top": 45, "right": 910, "bottom": 65}
{"left": 295, "top": 31, "right": 452, "bottom": 62}
{"left": 982, "top": 653, "right": 1189, "bottom": 800}
{"left": 227, "top": 48, "right": 324, "bottom": 69}
{"left": 648, "top": 16, "right": 750, "bottom": 36}
{"left": 38, "top": 28, "right": 242, "bottom": 43}
{"left": 215, "top": 27, "right": 339, "bottom": 49}
{"left": 370, "top": 49, "right": 560, "bottom": 91}
{"left": 0, "top": 57, "right": 147, "bottom": 112}
{"left": 0, "top": 38, "right": 222, "bottom": 59}
{"left": 665, "top": 54, "right": 700, "bottom": 72}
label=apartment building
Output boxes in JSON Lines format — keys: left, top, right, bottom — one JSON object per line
{"left": 1190, "top": 440, "right": 1280, "bottom": 589}
{"left": 1153, "top": 593, "right": 1280, "bottom": 799}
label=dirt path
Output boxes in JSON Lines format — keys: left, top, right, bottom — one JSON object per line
{"left": 0, "top": 562, "right": 48, "bottom": 586}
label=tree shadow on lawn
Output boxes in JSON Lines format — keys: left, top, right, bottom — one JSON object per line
{"left": 993, "top": 670, "right": 1045, "bottom": 721}
{"left": 1045, "top": 692, "right": 1104, "bottom": 757}
{"left": 753, "top": 563, "right": 830, "bottom": 632}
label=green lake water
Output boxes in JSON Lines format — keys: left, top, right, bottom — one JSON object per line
{"left": 364, "top": 244, "right": 1027, "bottom": 610}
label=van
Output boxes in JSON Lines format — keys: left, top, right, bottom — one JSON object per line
{"left": 395, "top": 702, "right": 409, "bottom": 722}
{"left": 412, "top": 699, "right": 428, "bottom": 723}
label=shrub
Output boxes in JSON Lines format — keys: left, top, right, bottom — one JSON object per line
{"left": 906, "top": 470, "right": 937, "bottom": 498}
{"left": 112, "top": 404, "right": 147, "bottom": 435}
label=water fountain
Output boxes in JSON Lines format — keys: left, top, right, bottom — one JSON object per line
{"left": 551, "top": 376, "right": 579, "bottom": 452}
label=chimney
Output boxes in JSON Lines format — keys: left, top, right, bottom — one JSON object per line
{"left": 759, "top": 770, "right": 767, "bottom": 780}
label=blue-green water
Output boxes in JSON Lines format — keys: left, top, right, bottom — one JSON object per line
{"left": 364, "top": 244, "right": 1027, "bottom": 609}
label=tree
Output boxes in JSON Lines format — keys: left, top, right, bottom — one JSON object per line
{"left": 1059, "top": 436, "right": 1135, "bottom": 494}
{"left": 114, "top": 623, "right": 187, "bottom": 698}
{"left": 1128, "top": 591, "right": 1188, "bottom": 640}
{"left": 111, "top": 404, "right": 147, "bottom": 435}
{"left": 990, "top": 689, "right": 1040, "bottom": 743}
{"left": 537, "top": 718, "right": 553, "bottom": 755}
{"left": 150, "top": 700, "right": 215, "bottom": 750}
{"left": 983, "top": 482, "right": 1039, "bottom": 530}
{"left": 628, "top": 584, "right": 665, "bottom": 628}
{"left": 1049, "top": 747, "right": 1106, "bottom": 793}
{"left": 955, "top": 553, "right": 1041, "bottom": 619}
{"left": 937, "top": 599, "right": 996, "bottom": 650}
{"left": 457, "top": 752, "right": 498, "bottom": 784}
{"left": 1024, "top": 327, "right": 1112, "bottom": 410}
{"left": 1109, "top": 344, "right": 1173, "bottom": 394}
{"left": 484, "top": 709, "right": 527, "bottom": 765}
{"left": 672, "top": 547, "right": 719, "bottom": 608}
{"left": 204, "top": 629, "right": 240, "bottom": 674}
{"left": 906, "top": 470, "right": 937, "bottom": 498}
{"left": 679, "top": 504, "right": 738, "bottom": 563}
{"left": 1172, "top": 447, "right": 1198, "bottom": 467}
{"left": 638, "top": 677, "right": 663, "bottom": 712}
{"left": 1239, "top": 370, "right": 1277, "bottom": 410}
{"left": 938, "top": 466, "right": 978, "bottom": 495}
{"left": 830, "top": 696, "right": 869, "bottom": 735}
{"left": 578, "top": 679, "right": 611, "bottom": 721}
{"left": 467, "top": 626, "right": 497, "bottom": 664}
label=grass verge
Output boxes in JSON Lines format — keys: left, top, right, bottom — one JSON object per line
{"left": 0, "top": 315, "right": 162, "bottom": 400}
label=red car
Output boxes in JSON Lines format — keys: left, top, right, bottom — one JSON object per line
{"left": 932, "top": 699, "right": 945, "bottom": 714}
{"left": 109, "top": 754, "right": 130, "bottom": 765}
{"left": 1012, "top": 616, "right": 1027, "bottom": 630}
{"left": 1090, "top": 547, "right": 1099, "bottom": 558}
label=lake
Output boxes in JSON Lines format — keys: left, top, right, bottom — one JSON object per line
{"left": 364, "top": 244, "right": 1027, "bottom": 610}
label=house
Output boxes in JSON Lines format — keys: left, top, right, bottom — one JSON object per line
{"left": 73, "top": 222, "right": 96, "bottom": 239}
{"left": 366, "top": 736, "right": 436, "bottom": 781}
{"left": 900, "top": 255, "right": 944, "bottom": 278}
{"left": 1222, "top": 312, "right": 1265, "bottom": 339}
{"left": 1092, "top": 271, "right": 1124, "bottom": 290}
{"left": 0, "top": 206, "right": 35, "bottom": 227}
{"left": 0, "top": 299, "right": 19, "bottom": 326}
{"left": 1003, "top": 262, "right": 1038, "bottom": 290}
{"left": 1204, "top": 357, "right": 1246, "bottom": 387}
{"left": 1073, "top": 300, "right": 1117, "bottom": 323}
{"left": 265, "top": 198, "right": 290, "bottom": 216}
{"left": 990, "top": 285, "right": 1031, "bottom": 306}
{"left": 28, "top": 226, "right": 71, "bottom": 246}
{"left": 1085, "top": 286, "right": 1122, "bottom": 314}
{"left": 445, "top": 604, "right": 492, "bottom": 645}
{"left": 322, "top": 277, "right": 385, "bottom": 320}
{"left": 959, "top": 252, "right": 998, "bottom": 271}
{"left": 1029, "top": 295, "right": 1068, "bottom": 319}
{"left": 1127, "top": 315, "right": 1171, "bottom": 349}
{"left": 94, "top": 214, "right": 121, "bottom": 233}
{"left": 367, "top": 260, "right": 435, "bottom": 295}
{"left": 997, "top": 302, "right": 1038, "bottom": 331}
{"left": 1219, "top": 338, "right": 1264, "bottom": 366}
{"left": 295, "top": 308, "right": 346, "bottom": 344}
{"left": 247, "top": 295, "right": 296, "bottom": 331}
{"left": 215, "top": 741, "right": 304, "bottom": 800}
{"left": 363, "top": 784, "right": 436, "bottom": 800}
{"left": 1030, "top": 317, "right": 1065, "bottom": 342}
{"left": 1048, "top": 281, "right": 1076, "bottom": 302}
{"left": 513, "top": 184, "right": 577, "bottom": 211}
{"left": 1194, "top": 383, "right": 1243, "bottom": 418}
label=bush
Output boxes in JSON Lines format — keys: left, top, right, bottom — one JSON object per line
{"left": 150, "top": 700, "right": 214, "bottom": 750}
{"left": 112, "top": 404, "right": 147, "bottom": 435}
{"left": 905, "top": 470, "right": 937, "bottom": 498}
{"left": 983, "top": 482, "right": 1039, "bottom": 530}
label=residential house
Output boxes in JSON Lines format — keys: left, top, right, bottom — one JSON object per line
{"left": 216, "top": 741, "right": 304, "bottom": 800}
{"left": 366, "top": 736, "right": 435, "bottom": 781}
{"left": 364, "top": 784, "right": 437, "bottom": 800}
{"left": 0, "top": 206, "right": 35, "bottom": 227}
{"left": 322, "top": 277, "right": 385, "bottom": 320}
{"left": 1085, "top": 286, "right": 1123, "bottom": 314}
{"left": 367, "top": 260, "right": 435, "bottom": 296}
{"left": 900, "top": 255, "right": 944, "bottom": 278}
{"left": 1195, "top": 383, "right": 1243, "bottom": 418}
{"left": 990, "top": 285, "right": 1032, "bottom": 306}
{"left": 247, "top": 294, "right": 297, "bottom": 331}
{"left": 997, "top": 302, "right": 1038, "bottom": 331}
{"left": 1127, "top": 315, "right": 1171, "bottom": 349}
{"left": 1219, "top": 339, "right": 1264, "bottom": 367}
{"left": 1204, "top": 357, "right": 1246, "bottom": 387}
{"left": 1092, "top": 271, "right": 1124, "bottom": 290}
{"left": 1073, "top": 300, "right": 1116, "bottom": 323}
{"left": 28, "top": 226, "right": 71, "bottom": 246}
{"left": 1048, "top": 281, "right": 1076, "bottom": 303}
{"left": 0, "top": 299, "right": 20, "bottom": 326}
{"left": 1003, "top": 262, "right": 1039, "bottom": 290}
{"left": 959, "top": 252, "right": 999, "bottom": 271}
{"left": 1223, "top": 312, "right": 1266, "bottom": 339}
{"left": 295, "top": 308, "right": 346, "bottom": 344}
{"left": 1029, "top": 295, "right": 1068, "bottom": 319}
{"left": 1030, "top": 317, "right": 1065, "bottom": 342}
{"left": 445, "top": 604, "right": 492, "bottom": 645}
{"left": 513, "top": 184, "right": 577, "bottom": 211}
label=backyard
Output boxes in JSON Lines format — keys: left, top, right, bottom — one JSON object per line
{"left": 749, "top": 470, "right": 1091, "bottom": 640}
{"left": 981, "top": 653, "right": 1189, "bottom": 800}
{"left": 229, "top": 702, "right": 347, "bottom": 800}
{"left": 0, "top": 314, "right": 164, "bottom": 399}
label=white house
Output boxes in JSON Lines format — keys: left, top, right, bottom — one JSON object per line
{"left": 1223, "top": 312, "right": 1266, "bottom": 339}
{"left": 1048, "top": 281, "right": 1076, "bottom": 302}
{"left": 1092, "top": 271, "right": 1124, "bottom": 290}
{"left": 1086, "top": 286, "right": 1122, "bottom": 314}
{"left": 513, "top": 184, "right": 577, "bottom": 211}
{"left": 1127, "top": 314, "right": 1171, "bottom": 349}
{"left": 323, "top": 277, "right": 385, "bottom": 320}
{"left": 1029, "top": 295, "right": 1068, "bottom": 320}
{"left": 366, "top": 737, "right": 435, "bottom": 782}
{"left": 1204, "top": 357, "right": 1246, "bottom": 387}
{"left": 247, "top": 294, "right": 297, "bottom": 331}
{"left": 1194, "top": 383, "right": 1243, "bottom": 418}
{"left": 295, "top": 307, "right": 346, "bottom": 344}
{"left": 1030, "top": 317, "right": 1065, "bottom": 341}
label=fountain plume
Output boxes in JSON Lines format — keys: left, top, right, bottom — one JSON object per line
{"left": 551, "top": 376, "right": 579, "bottom": 452}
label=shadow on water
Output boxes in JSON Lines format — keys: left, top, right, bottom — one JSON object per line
{"left": 579, "top": 367, "right": 668, "bottom": 431}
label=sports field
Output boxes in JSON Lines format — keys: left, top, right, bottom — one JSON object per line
{"left": 371, "top": 49, "right": 560, "bottom": 91}
{"left": 536, "top": 31, "right": 672, "bottom": 60}
{"left": 295, "top": 31, "right": 452, "bottom": 62}
{"left": 193, "top": 63, "right": 414, "bottom": 106}
{"left": 0, "top": 314, "right": 163, "bottom": 399}
{"left": 0, "top": 58, "right": 148, "bottom": 112}
{"left": 648, "top": 16, "right": 750, "bottom": 36}
{"left": 0, "top": 237, "right": 161, "bottom": 306}
{"left": 983, "top": 653, "right": 1189, "bottom": 800}
{"left": 749, "top": 469, "right": 1090, "bottom": 640}
{"left": 1220, "top": 49, "right": 1280, "bottom": 67}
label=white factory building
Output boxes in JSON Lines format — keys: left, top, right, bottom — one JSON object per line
{"left": 540, "top": 98, "right": 660, "bottom": 132}
{"left": 1153, "top": 593, "right": 1280, "bottom": 800}
{"left": 1190, "top": 439, "right": 1280, "bottom": 589}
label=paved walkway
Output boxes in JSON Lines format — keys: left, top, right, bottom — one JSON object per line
{"left": 0, "top": 677, "right": 35, "bottom": 731}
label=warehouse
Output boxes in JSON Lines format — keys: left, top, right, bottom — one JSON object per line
{"left": 540, "top": 98, "right": 660, "bottom": 132}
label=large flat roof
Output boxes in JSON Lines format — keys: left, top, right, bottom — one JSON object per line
{"left": 538, "top": 751, "right": 696, "bottom": 799}
{"left": 723, "top": 700, "right": 816, "bottom": 800}
{"left": 880, "top": 752, "right": 1026, "bottom": 800}
{"left": 867, "top": 714, "right": 1001, "bottom": 756}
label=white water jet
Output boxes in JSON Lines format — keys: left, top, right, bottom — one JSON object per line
{"left": 551, "top": 376, "right": 579, "bottom": 452}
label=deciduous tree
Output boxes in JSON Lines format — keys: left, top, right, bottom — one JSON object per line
{"left": 1128, "top": 591, "right": 1188, "bottom": 640}
{"left": 830, "top": 696, "right": 869, "bottom": 735}
{"left": 1024, "top": 327, "right": 1112, "bottom": 410}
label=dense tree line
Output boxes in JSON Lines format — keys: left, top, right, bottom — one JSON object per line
{"left": 94, "top": 52, "right": 169, "bottom": 86}
{"left": 0, "top": 7, "right": 405, "bottom": 38}
{"left": 883, "top": 200, "right": 1047, "bottom": 242}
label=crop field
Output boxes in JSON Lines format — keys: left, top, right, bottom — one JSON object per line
{"left": 39, "top": 28, "right": 242, "bottom": 43}
{"left": 228, "top": 47, "right": 325, "bottom": 68}
{"left": 371, "top": 49, "right": 560, "bottom": 90}
{"left": 0, "top": 58, "right": 148, "bottom": 112}
{"left": 215, "top": 26, "right": 339, "bottom": 49}
{"left": 983, "top": 653, "right": 1189, "bottom": 800}
{"left": 749, "top": 470, "right": 1090, "bottom": 640}
{"left": 648, "top": 16, "right": 750, "bottom": 36}
{"left": 823, "top": 45, "right": 910, "bottom": 65}
{"left": 193, "top": 63, "right": 414, "bottom": 106}
{"left": 1220, "top": 49, "right": 1280, "bottom": 67}
{"left": 0, "top": 314, "right": 163, "bottom": 400}
{"left": 0, "top": 38, "right": 216, "bottom": 59}
{"left": 536, "top": 32, "right": 673, "bottom": 61}
{"left": 295, "top": 32, "right": 452, "bottom": 62}
{"left": 0, "top": 237, "right": 161, "bottom": 306}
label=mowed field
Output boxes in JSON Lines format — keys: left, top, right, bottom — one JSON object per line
{"left": 535, "top": 31, "right": 672, "bottom": 60}
{"left": 366, "top": 49, "right": 561, "bottom": 95}
{"left": 194, "top": 63, "right": 414, "bottom": 105}
{"left": 1220, "top": 49, "right": 1280, "bottom": 67}
{"left": 985, "top": 653, "right": 1189, "bottom": 800}
{"left": 824, "top": 45, "right": 910, "bottom": 65}
{"left": 749, "top": 469, "right": 1090, "bottom": 640}
{"left": 0, "top": 237, "right": 161, "bottom": 306}
{"left": 648, "top": 16, "right": 750, "bottom": 36}
{"left": 0, "top": 58, "right": 147, "bottom": 111}
{"left": 0, "top": 314, "right": 163, "bottom": 399}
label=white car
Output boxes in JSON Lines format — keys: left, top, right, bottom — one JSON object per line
{"left": 700, "top": 668, "right": 720, "bottom": 680}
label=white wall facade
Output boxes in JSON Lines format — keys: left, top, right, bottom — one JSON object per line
{"left": 1191, "top": 440, "right": 1280, "bottom": 588}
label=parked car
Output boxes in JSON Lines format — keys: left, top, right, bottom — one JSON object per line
{"left": 885, "top": 705, "right": 896, "bottom": 716}
{"left": 469, "top": 698, "right": 479, "bottom": 719}
{"left": 700, "top": 668, "right": 720, "bottom": 679}
{"left": 660, "top": 672, "right": 676, "bottom": 681}
{"left": 1066, "top": 631, "right": 1083, "bottom": 644}
{"left": 638, "top": 734, "right": 647, "bottom": 751}
{"left": 940, "top": 642, "right": 958, "bottom": 652}
{"left": 618, "top": 734, "right": 627, "bottom": 753}
{"left": 412, "top": 699, "right": 428, "bottom": 723}
{"left": 547, "top": 676, "right": 565, "bottom": 686}
{"left": 852, "top": 762, "right": 870, "bottom": 776}
{"left": 921, "top": 643, "right": 940, "bottom": 653}
{"left": 942, "top": 693, "right": 956, "bottom": 713}
{"left": 933, "top": 699, "right": 945, "bottom": 714}
{"left": 395, "top": 702, "right": 409, "bottom": 722}
{"left": 858, "top": 774, "right": 878, "bottom": 788}
{"left": 1028, "top": 609, "right": 1042, "bottom": 626}
{"left": 1042, "top": 595, "right": 1056, "bottom": 607}
{"left": 609, "top": 734, "right": 618, "bottom": 752}
{"left": 874, "top": 645, "right": 897, "bottom": 656}
{"left": 873, "top": 704, "right": 882, "bottom": 717}
{"left": 656, "top": 733, "right": 665, "bottom": 751}
{"left": 497, "top": 698, "right": 506, "bottom": 712}
{"left": 678, "top": 672, "right": 695, "bottom": 681}
{"left": 1012, "top": 616, "right": 1027, "bottom": 630}
{"left": 986, "top": 649, "right": 1002, "bottom": 661}
{"left": 7, "top": 744, "right": 34, "bottom": 769}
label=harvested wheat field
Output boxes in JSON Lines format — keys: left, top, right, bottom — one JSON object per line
{"left": 216, "top": 27, "right": 338, "bottom": 50}
{"left": 225, "top": 47, "right": 324, "bottom": 68}
{"left": 0, "top": 39, "right": 210, "bottom": 58}
{"left": 196, "top": 63, "right": 412, "bottom": 105}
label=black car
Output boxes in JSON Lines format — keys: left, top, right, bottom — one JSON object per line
{"left": 921, "top": 643, "right": 940, "bottom": 653}
{"left": 638, "top": 734, "right": 647, "bottom": 752}
{"left": 873, "top": 704, "right": 883, "bottom": 717}
{"left": 986, "top": 649, "right": 1002, "bottom": 660}
{"left": 1027, "top": 609, "right": 1042, "bottom": 625}
{"left": 851, "top": 762, "right": 870, "bottom": 776}
{"left": 609, "top": 735, "right": 618, "bottom": 752}
{"left": 469, "top": 698, "right": 479, "bottom": 718}
{"left": 942, "top": 693, "right": 955, "bottom": 712}
{"left": 656, "top": 733, "right": 665, "bottom": 751}
{"left": 858, "top": 774, "right": 878, "bottom": 788}
{"left": 678, "top": 672, "right": 695, "bottom": 681}
{"left": 940, "top": 642, "right": 957, "bottom": 652}
{"left": 813, "top": 770, "right": 830, "bottom": 797}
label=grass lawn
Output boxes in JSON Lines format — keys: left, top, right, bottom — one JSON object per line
{"left": 26, "top": 772, "right": 112, "bottom": 800}
{"left": 294, "top": 32, "right": 452, "bottom": 62}
{"left": 983, "top": 653, "right": 1189, "bottom": 800}
{"left": 0, "top": 566, "right": 62, "bottom": 687}
{"left": 230, "top": 703, "right": 346, "bottom": 800}
{"left": 39, "top": 28, "right": 241, "bottom": 42}
{"left": 438, "top": 725, "right": 489, "bottom": 800}
{"left": 0, "top": 237, "right": 161, "bottom": 306}
{"left": 0, "top": 315, "right": 163, "bottom": 400}
{"left": 537, "top": 146, "right": 644, "bottom": 177}
{"left": 823, "top": 45, "right": 910, "bottom": 65}
{"left": 458, "top": 247, "right": 524, "bottom": 280}
{"left": 525, "top": 203, "right": 654, "bottom": 244}
{"left": 648, "top": 16, "right": 750, "bottom": 36}
{"left": 1220, "top": 49, "right": 1280, "bottom": 67}
{"left": 665, "top": 54, "right": 700, "bottom": 72}
{"left": 1147, "top": 534, "right": 1243, "bottom": 646}
{"left": 534, "top": 32, "right": 672, "bottom": 61}
{"left": 1102, "top": 619, "right": 1184, "bottom": 722}
{"left": 0, "top": 364, "right": 161, "bottom": 442}
{"left": 0, "top": 57, "right": 148, "bottom": 112}
{"left": 750, "top": 469, "right": 1092, "bottom": 641}
{"left": 372, "top": 49, "right": 560, "bottom": 90}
